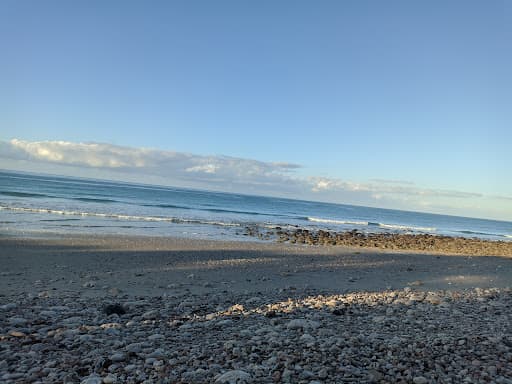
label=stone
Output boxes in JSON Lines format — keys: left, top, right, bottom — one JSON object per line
{"left": 318, "top": 368, "right": 328, "bottom": 379}
{"left": 413, "top": 377, "right": 428, "bottom": 384}
{"left": 0, "top": 303, "right": 17, "bottom": 310}
{"left": 102, "top": 374, "right": 117, "bottom": 383}
{"left": 9, "top": 330, "right": 26, "bottom": 337}
{"left": 110, "top": 353, "right": 126, "bottom": 362}
{"left": 215, "top": 370, "right": 251, "bottom": 383}
{"left": 103, "top": 304, "right": 126, "bottom": 316}
{"left": 81, "top": 375, "right": 102, "bottom": 384}
{"left": 142, "top": 310, "right": 159, "bottom": 320}
{"left": 148, "top": 333, "right": 165, "bottom": 341}
{"left": 286, "top": 319, "right": 320, "bottom": 330}
{"left": 8, "top": 317, "right": 28, "bottom": 326}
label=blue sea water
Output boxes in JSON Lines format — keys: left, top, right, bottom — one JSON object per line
{"left": 1, "top": 170, "right": 511, "bottom": 241}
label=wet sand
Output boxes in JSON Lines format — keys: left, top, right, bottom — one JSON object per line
{"left": 1, "top": 233, "right": 511, "bottom": 298}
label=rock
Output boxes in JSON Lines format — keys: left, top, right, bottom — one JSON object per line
{"left": 425, "top": 293, "right": 442, "bottom": 305}
{"left": 8, "top": 317, "right": 28, "bottom": 326}
{"left": 286, "top": 319, "right": 320, "bottom": 330}
{"left": 148, "top": 348, "right": 165, "bottom": 359}
{"left": 2, "top": 373, "right": 25, "bottom": 380}
{"left": 102, "top": 374, "right": 117, "bottom": 383}
{"left": 318, "top": 368, "right": 328, "bottom": 379}
{"left": 126, "top": 342, "right": 143, "bottom": 353}
{"left": 40, "top": 310, "right": 57, "bottom": 317}
{"left": 368, "top": 369, "right": 383, "bottom": 382}
{"left": 110, "top": 353, "right": 126, "bottom": 362}
{"left": 265, "top": 310, "right": 277, "bottom": 318}
{"left": 300, "top": 333, "right": 315, "bottom": 345}
{"left": 215, "top": 370, "right": 251, "bottom": 383}
{"left": 148, "top": 333, "right": 164, "bottom": 341}
{"left": 103, "top": 303, "right": 126, "bottom": 316}
{"left": 123, "top": 364, "right": 136, "bottom": 372}
{"left": 142, "top": 310, "right": 159, "bottom": 320}
{"left": 9, "top": 330, "right": 26, "bottom": 337}
{"left": 413, "top": 377, "right": 428, "bottom": 384}
{"left": 81, "top": 375, "right": 102, "bottom": 384}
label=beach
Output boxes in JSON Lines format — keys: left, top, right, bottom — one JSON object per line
{"left": 1, "top": 234, "right": 512, "bottom": 383}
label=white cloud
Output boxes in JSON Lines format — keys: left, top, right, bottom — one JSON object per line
{"left": 186, "top": 164, "right": 219, "bottom": 174}
{"left": 1, "top": 138, "right": 509, "bottom": 220}
{"left": 1, "top": 139, "right": 302, "bottom": 192}
{"left": 308, "top": 176, "right": 482, "bottom": 200}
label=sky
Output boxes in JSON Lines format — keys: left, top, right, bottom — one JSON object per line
{"left": 1, "top": 1, "right": 511, "bottom": 221}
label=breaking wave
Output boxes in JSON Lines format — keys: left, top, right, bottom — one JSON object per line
{"left": 308, "top": 217, "right": 436, "bottom": 232}
{"left": 308, "top": 217, "right": 368, "bottom": 226}
{"left": 377, "top": 223, "right": 437, "bottom": 232}
{"left": 0, "top": 205, "right": 241, "bottom": 227}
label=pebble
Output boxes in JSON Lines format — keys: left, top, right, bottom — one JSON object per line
{"left": 142, "top": 309, "right": 159, "bottom": 319}
{"left": 286, "top": 319, "right": 320, "bottom": 330}
{"left": 80, "top": 375, "right": 102, "bottom": 384}
{"left": 1, "top": 287, "right": 511, "bottom": 383}
{"left": 8, "top": 317, "right": 28, "bottom": 326}
{"left": 215, "top": 370, "right": 251, "bottom": 383}
{"left": 109, "top": 353, "right": 126, "bottom": 362}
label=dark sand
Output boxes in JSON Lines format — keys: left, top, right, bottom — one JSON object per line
{"left": 1, "top": 234, "right": 511, "bottom": 298}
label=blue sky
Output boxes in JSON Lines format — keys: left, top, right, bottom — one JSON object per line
{"left": 1, "top": 1, "right": 511, "bottom": 220}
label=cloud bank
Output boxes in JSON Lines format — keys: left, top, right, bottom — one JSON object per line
{"left": 1, "top": 138, "right": 510, "bottom": 220}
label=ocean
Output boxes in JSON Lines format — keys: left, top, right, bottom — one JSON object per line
{"left": 1, "top": 170, "right": 511, "bottom": 241}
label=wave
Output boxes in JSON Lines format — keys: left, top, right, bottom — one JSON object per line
{"left": 73, "top": 197, "right": 118, "bottom": 203}
{"left": 202, "top": 207, "right": 271, "bottom": 216}
{"left": 144, "top": 203, "right": 281, "bottom": 218}
{"left": 0, "top": 191, "right": 51, "bottom": 198}
{"left": 40, "top": 218, "right": 80, "bottom": 222}
{"left": 378, "top": 223, "right": 437, "bottom": 232}
{"left": 2, "top": 191, "right": 118, "bottom": 204}
{"left": 457, "top": 230, "right": 512, "bottom": 239}
{"left": 307, "top": 217, "right": 436, "bottom": 232}
{"left": 308, "top": 217, "right": 369, "bottom": 226}
{"left": 0, "top": 205, "right": 240, "bottom": 227}
{"left": 143, "top": 203, "right": 192, "bottom": 210}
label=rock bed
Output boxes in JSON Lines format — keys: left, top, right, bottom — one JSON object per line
{"left": 1, "top": 288, "right": 512, "bottom": 384}
{"left": 245, "top": 227, "right": 512, "bottom": 257}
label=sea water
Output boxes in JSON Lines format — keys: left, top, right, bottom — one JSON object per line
{"left": 1, "top": 170, "right": 511, "bottom": 241}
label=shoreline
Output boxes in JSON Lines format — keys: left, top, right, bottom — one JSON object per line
{"left": 1, "top": 232, "right": 512, "bottom": 298}
{"left": 2, "top": 233, "right": 512, "bottom": 383}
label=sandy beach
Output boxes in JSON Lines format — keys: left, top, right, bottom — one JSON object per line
{"left": 1, "top": 234, "right": 512, "bottom": 383}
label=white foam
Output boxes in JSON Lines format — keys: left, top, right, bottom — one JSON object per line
{"left": 505, "top": 234, "right": 512, "bottom": 238}
{"left": 378, "top": 223, "right": 436, "bottom": 232}
{"left": 0, "top": 205, "right": 240, "bottom": 227}
{"left": 308, "top": 217, "right": 368, "bottom": 226}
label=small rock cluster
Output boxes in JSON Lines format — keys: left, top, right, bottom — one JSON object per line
{"left": 244, "top": 227, "right": 512, "bottom": 257}
{"left": 1, "top": 287, "right": 512, "bottom": 383}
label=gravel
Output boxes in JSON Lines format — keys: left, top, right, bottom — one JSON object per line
{"left": 1, "top": 287, "right": 512, "bottom": 383}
